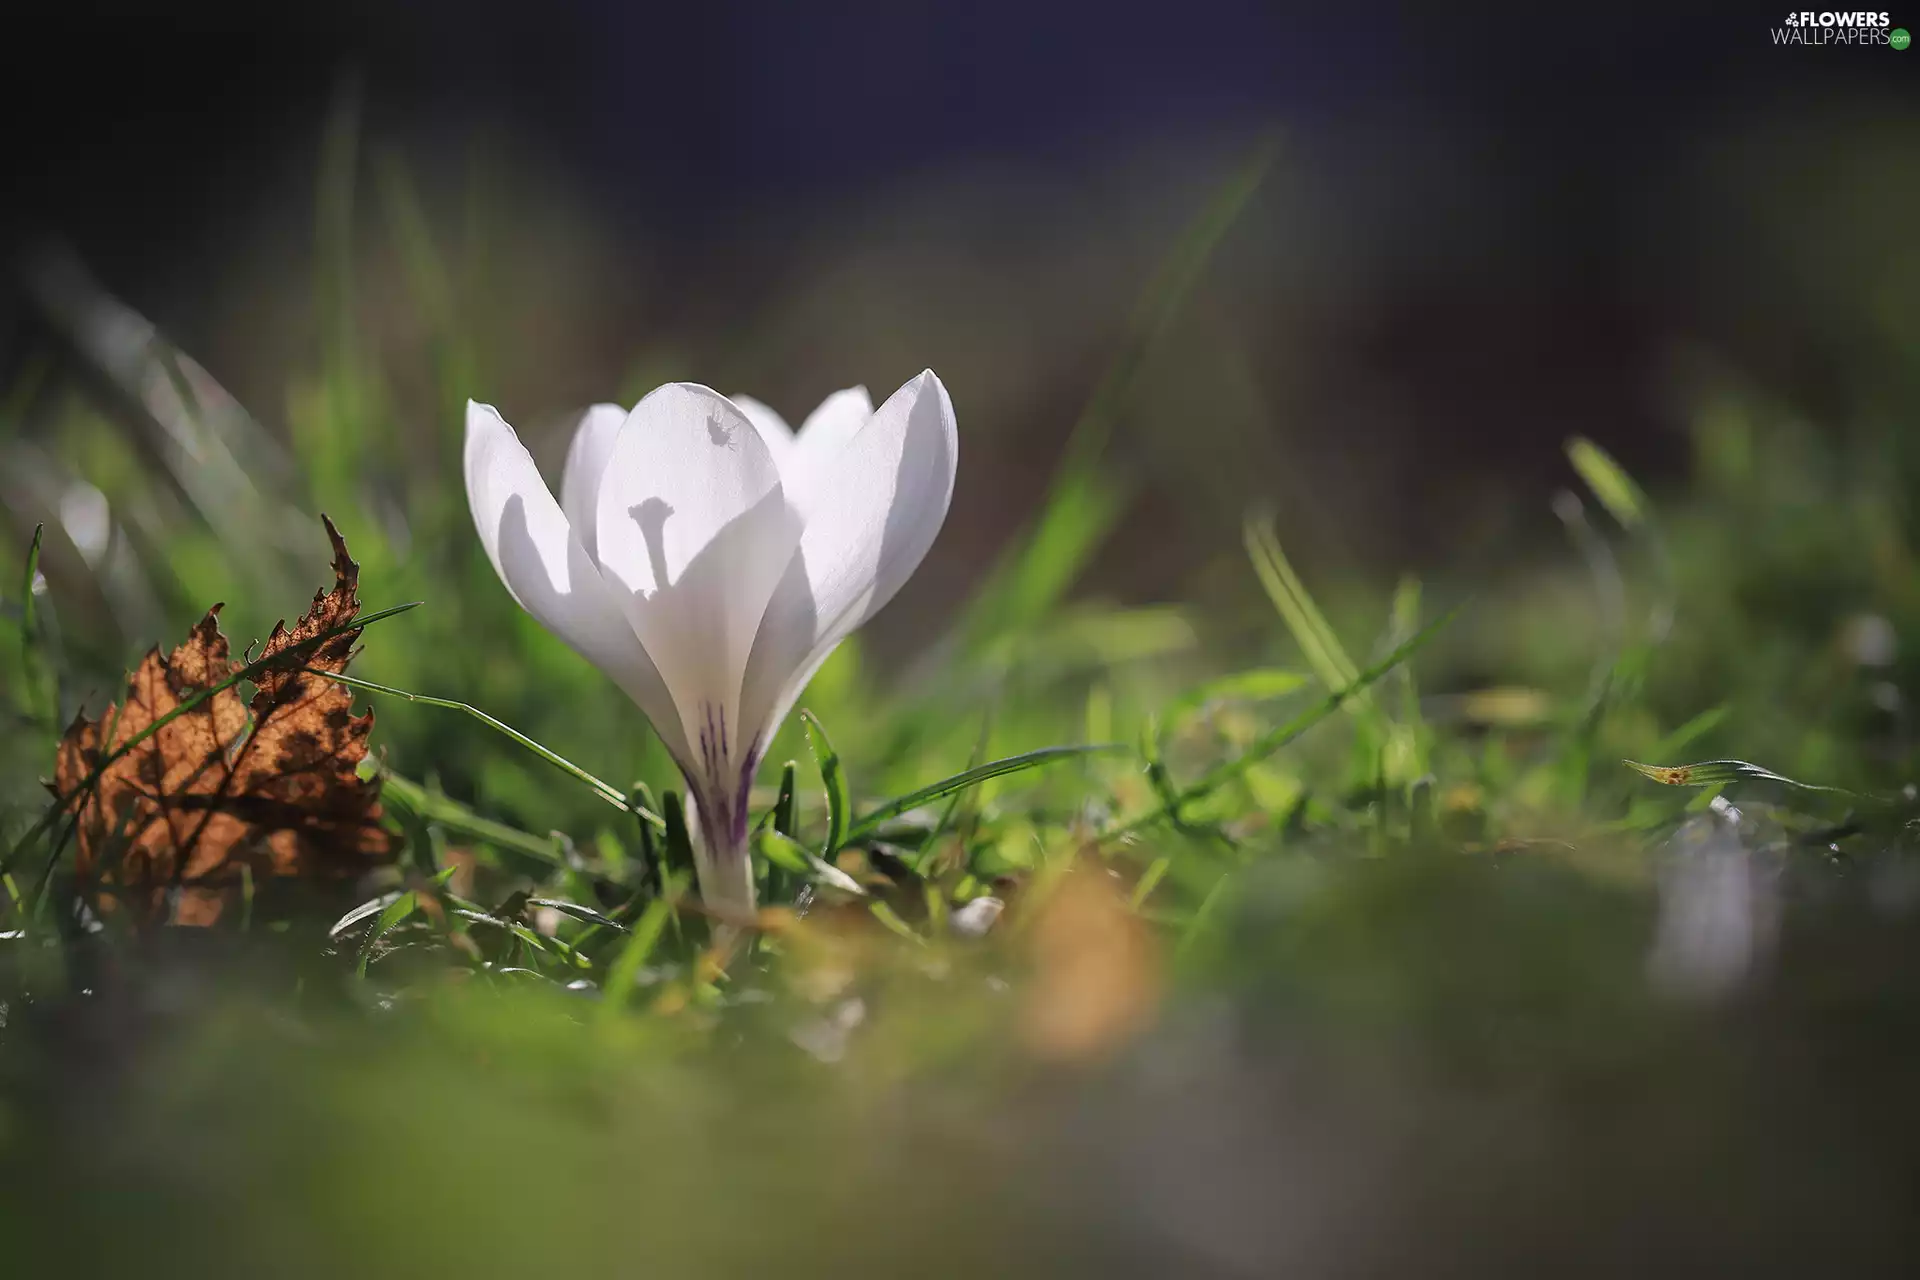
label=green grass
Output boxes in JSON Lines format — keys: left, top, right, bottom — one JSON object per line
{"left": 4, "top": 118, "right": 1920, "bottom": 1276}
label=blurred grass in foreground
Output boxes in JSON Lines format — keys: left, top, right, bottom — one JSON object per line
{"left": 3, "top": 115, "right": 1920, "bottom": 1276}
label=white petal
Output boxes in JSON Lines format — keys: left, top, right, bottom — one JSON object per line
{"left": 798, "top": 385, "right": 873, "bottom": 446}
{"left": 782, "top": 386, "right": 873, "bottom": 516}
{"left": 463, "top": 401, "right": 690, "bottom": 765}
{"left": 739, "top": 370, "right": 956, "bottom": 744}
{"left": 592, "top": 384, "right": 803, "bottom": 772}
{"left": 794, "top": 372, "right": 953, "bottom": 637}
{"left": 752, "top": 635, "right": 844, "bottom": 760}
{"left": 730, "top": 387, "right": 875, "bottom": 519}
{"left": 559, "top": 403, "right": 627, "bottom": 561}
{"left": 729, "top": 394, "right": 796, "bottom": 467}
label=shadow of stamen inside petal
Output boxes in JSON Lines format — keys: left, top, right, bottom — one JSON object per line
{"left": 600, "top": 486, "right": 804, "bottom": 760}
{"left": 494, "top": 494, "right": 691, "bottom": 773}
{"left": 628, "top": 497, "right": 675, "bottom": 595}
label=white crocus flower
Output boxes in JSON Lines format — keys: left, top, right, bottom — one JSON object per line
{"left": 464, "top": 372, "right": 958, "bottom": 923}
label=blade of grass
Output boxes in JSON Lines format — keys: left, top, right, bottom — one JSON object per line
{"left": 772, "top": 761, "right": 798, "bottom": 837}
{"left": 1176, "top": 872, "right": 1232, "bottom": 958}
{"left": 755, "top": 829, "right": 864, "bottom": 896}
{"left": 800, "top": 711, "right": 848, "bottom": 859}
{"left": 13, "top": 525, "right": 47, "bottom": 724}
{"left": 1140, "top": 714, "right": 1185, "bottom": 824}
{"left": 1166, "top": 667, "right": 1310, "bottom": 726}
{"left": 302, "top": 668, "right": 660, "bottom": 827}
{"left": 1646, "top": 706, "right": 1730, "bottom": 763}
{"left": 754, "top": 829, "right": 811, "bottom": 876}
{"left": 378, "top": 770, "right": 567, "bottom": 864}
{"left": 355, "top": 889, "right": 417, "bottom": 977}
{"left": 1243, "top": 515, "right": 1374, "bottom": 721}
{"left": 315, "top": 75, "right": 365, "bottom": 488}
{"left": 1568, "top": 434, "right": 1676, "bottom": 644}
{"left": 599, "top": 884, "right": 678, "bottom": 1018}
{"left": 660, "top": 791, "right": 694, "bottom": 880}
{"left": 957, "top": 139, "right": 1278, "bottom": 651}
{"left": 629, "top": 782, "right": 662, "bottom": 892}
{"left": 1567, "top": 437, "right": 1649, "bottom": 530}
{"left": 911, "top": 712, "right": 992, "bottom": 876}
{"left": 1388, "top": 575, "right": 1427, "bottom": 755}
{"left": 1129, "top": 856, "right": 1172, "bottom": 910}
{"left": 528, "top": 898, "right": 630, "bottom": 932}
{"left": 1622, "top": 758, "right": 1858, "bottom": 796}
{"left": 376, "top": 149, "right": 479, "bottom": 446}
{"left": 766, "top": 760, "right": 800, "bottom": 902}
{"left": 330, "top": 891, "right": 399, "bottom": 937}
{"left": 868, "top": 900, "right": 922, "bottom": 944}
{"left": 1105, "top": 607, "right": 1459, "bottom": 838}
{"left": 843, "top": 743, "right": 1127, "bottom": 845}
{"left": 1552, "top": 489, "right": 1625, "bottom": 804}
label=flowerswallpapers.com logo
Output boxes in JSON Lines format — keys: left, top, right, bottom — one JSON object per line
{"left": 1772, "top": 10, "right": 1909, "bottom": 45}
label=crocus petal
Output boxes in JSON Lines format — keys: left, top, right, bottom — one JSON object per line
{"left": 559, "top": 402, "right": 627, "bottom": 562}
{"left": 729, "top": 394, "right": 796, "bottom": 467}
{"left": 782, "top": 386, "right": 873, "bottom": 516}
{"left": 739, "top": 370, "right": 957, "bottom": 744}
{"left": 791, "top": 371, "right": 954, "bottom": 640}
{"left": 463, "top": 401, "right": 691, "bottom": 766}
{"left": 732, "top": 386, "right": 870, "bottom": 484}
{"left": 797, "top": 385, "right": 873, "bottom": 447}
{"left": 592, "top": 383, "right": 803, "bottom": 773}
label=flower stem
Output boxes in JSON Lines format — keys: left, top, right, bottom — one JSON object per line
{"left": 687, "top": 787, "right": 757, "bottom": 928}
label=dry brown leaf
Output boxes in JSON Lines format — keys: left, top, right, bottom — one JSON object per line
{"left": 53, "top": 516, "right": 396, "bottom": 926}
{"left": 1019, "top": 865, "right": 1162, "bottom": 1063}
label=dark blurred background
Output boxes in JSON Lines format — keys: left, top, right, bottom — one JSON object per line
{"left": 5, "top": 1, "right": 1915, "bottom": 582}
{"left": 3, "top": 1, "right": 1919, "bottom": 819}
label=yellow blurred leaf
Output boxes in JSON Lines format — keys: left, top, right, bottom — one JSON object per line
{"left": 1020, "top": 866, "right": 1161, "bottom": 1063}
